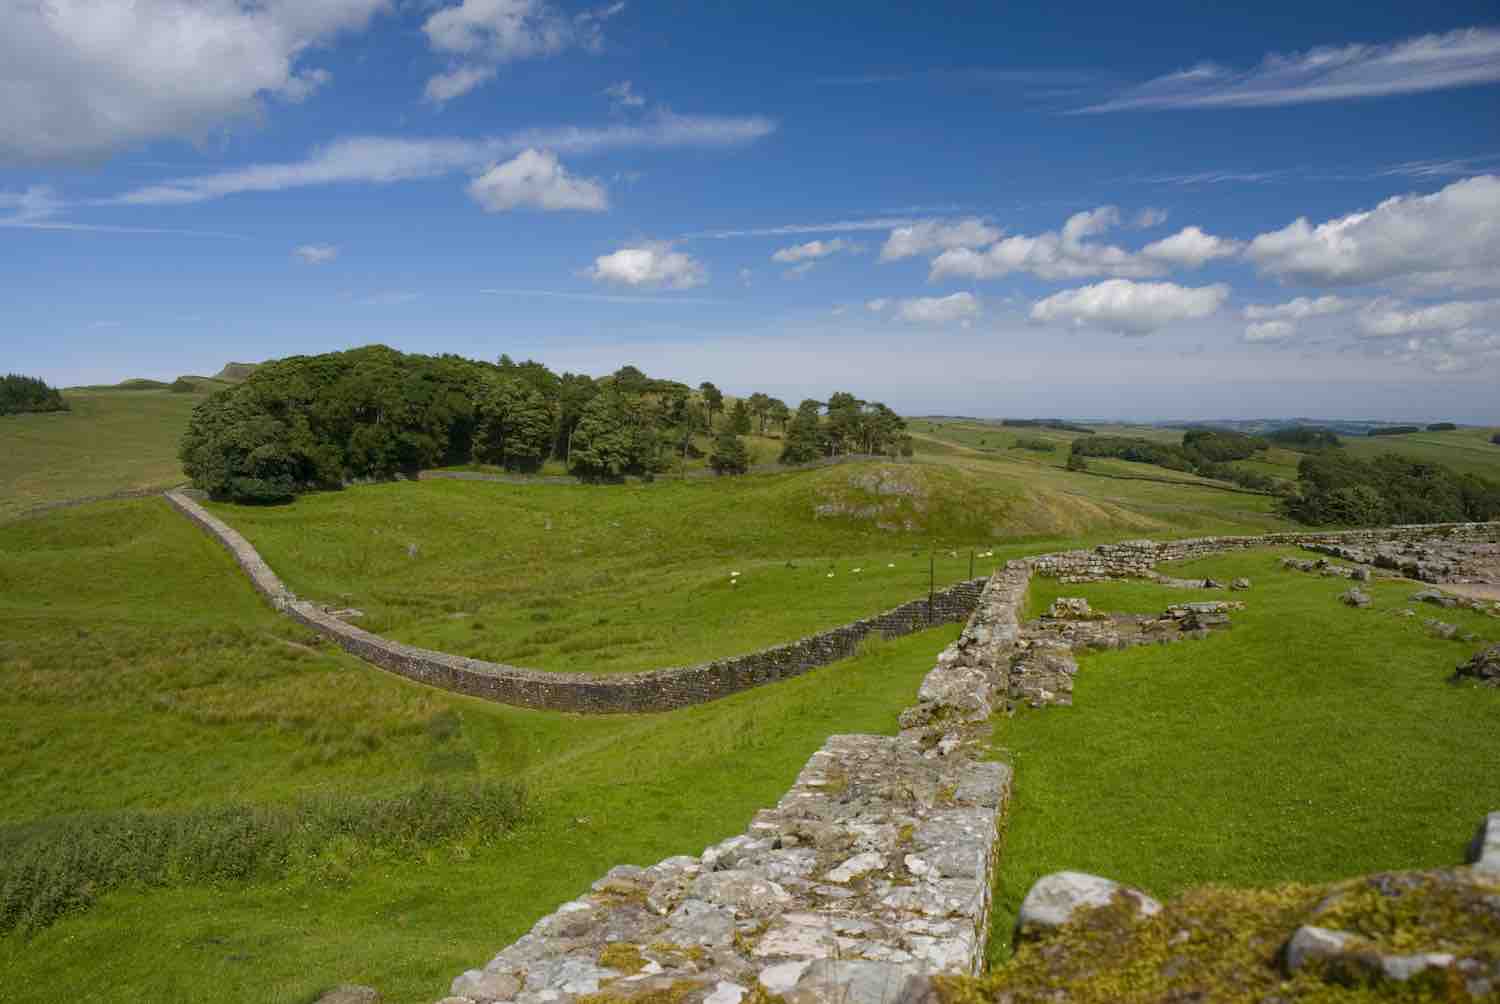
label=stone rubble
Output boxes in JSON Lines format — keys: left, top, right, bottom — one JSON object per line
{"left": 1457, "top": 643, "right": 1500, "bottom": 688}
{"left": 1302, "top": 538, "right": 1500, "bottom": 586}
{"left": 1469, "top": 813, "right": 1500, "bottom": 873}
{"left": 1339, "top": 587, "right": 1372, "bottom": 608}
{"left": 1280, "top": 556, "right": 1371, "bottom": 581}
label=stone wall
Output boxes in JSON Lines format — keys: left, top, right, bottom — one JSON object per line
{"left": 1028, "top": 522, "right": 1500, "bottom": 582}
{"left": 437, "top": 566, "right": 1032, "bottom": 1004}
{"left": 165, "top": 490, "right": 986, "bottom": 715}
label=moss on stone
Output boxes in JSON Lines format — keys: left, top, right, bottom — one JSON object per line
{"left": 598, "top": 942, "right": 647, "bottom": 976}
{"left": 576, "top": 979, "right": 701, "bottom": 1004}
{"left": 943, "top": 871, "right": 1499, "bottom": 1003}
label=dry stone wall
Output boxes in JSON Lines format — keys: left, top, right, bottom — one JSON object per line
{"left": 1028, "top": 523, "right": 1500, "bottom": 582}
{"left": 437, "top": 568, "right": 1032, "bottom": 1004}
{"left": 165, "top": 490, "right": 985, "bottom": 714}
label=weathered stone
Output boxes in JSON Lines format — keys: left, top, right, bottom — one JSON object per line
{"left": 1413, "top": 589, "right": 1458, "bottom": 608}
{"left": 692, "top": 871, "right": 793, "bottom": 916}
{"left": 1457, "top": 643, "right": 1500, "bottom": 687}
{"left": 1340, "top": 587, "right": 1372, "bottom": 608}
{"left": 703, "top": 981, "right": 747, "bottom": 1004}
{"left": 1468, "top": 812, "right": 1500, "bottom": 873}
{"left": 1015, "top": 871, "right": 1161, "bottom": 941}
{"left": 1044, "top": 597, "right": 1100, "bottom": 620}
{"left": 665, "top": 899, "right": 736, "bottom": 946}
{"left": 1283, "top": 925, "right": 1356, "bottom": 971}
{"left": 452, "top": 970, "right": 520, "bottom": 1002}
{"left": 825, "top": 852, "right": 885, "bottom": 884}
{"left": 759, "top": 960, "right": 811, "bottom": 993}
{"left": 316, "top": 986, "right": 382, "bottom": 1004}
{"left": 1424, "top": 618, "right": 1459, "bottom": 640}
{"left": 1230, "top": 577, "right": 1252, "bottom": 591}
{"left": 784, "top": 960, "right": 935, "bottom": 1004}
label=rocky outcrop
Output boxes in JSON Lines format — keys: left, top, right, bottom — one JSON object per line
{"left": 1339, "top": 587, "right": 1372, "bottom": 608}
{"left": 1469, "top": 813, "right": 1500, "bottom": 873}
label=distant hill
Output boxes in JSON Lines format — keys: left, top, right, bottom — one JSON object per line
{"left": 213, "top": 362, "right": 260, "bottom": 382}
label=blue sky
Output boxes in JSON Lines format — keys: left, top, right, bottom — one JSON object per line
{"left": 3, "top": 1, "right": 1499, "bottom": 421}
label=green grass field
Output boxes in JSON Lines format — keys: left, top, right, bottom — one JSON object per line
{"left": 0, "top": 497, "right": 959, "bottom": 1003}
{"left": 204, "top": 455, "right": 1292, "bottom": 675}
{"left": 0, "top": 389, "right": 203, "bottom": 521}
{"left": 1340, "top": 425, "right": 1500, "bottom": 477}
{"left": 989, "top": 550, "right": 1500, "bottom": 962}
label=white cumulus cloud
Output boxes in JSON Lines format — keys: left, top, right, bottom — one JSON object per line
{"left": 422, "top": 0, "right": 624, "bottom": 102}
{"left": 1244, "top": 320, "right": 1297, "bottom": 342}
{"left": 1140, "top": 226, "right": 1242, "bottom": 268}
{"left": 1, "top": 0, "right": 387, "bottom": 162}
{"left": 1245, "top": 174, "right": 1500, "bottom": 288}
{"left": 894, "top": 292, "right": 980, "bottom": 326}
{"left": 1356, "top": 297, "right": 1500, "bottom": 338}
{"left": 930, "top": 206, "right": 1165, "bottom": 281}
{"left": 1243, "top": 295, "right": 1353, "bottom": 320}
{"left": 467, "top": 149, "right": 607, "bottom": 211}
{"left": 879, "top": 218, "right": 1001, "bottom": 262}
{"left": 293, "top": 243, "right": 339, "bottom": 265}
{"left": 771, "top": 238, "right": 854, "bottom": 263}
{"left": 1030, "top": 279, "right": 1229, "bottom": 334}
{"left": 1081, "top": 27, "right": 1500, "bottom": 113}
{"left": 866, "top": 298, "right": 891, "bottom": 312}
{"left": 590, "top": 242, "right": 705, "bottom": 289}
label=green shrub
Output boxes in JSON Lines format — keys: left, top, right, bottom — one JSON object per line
{"left": 1012, "top": 437, "right": 1055, "bottom": 453}
{"left": 0, "top": 780, "right": 526, "bottom": 936}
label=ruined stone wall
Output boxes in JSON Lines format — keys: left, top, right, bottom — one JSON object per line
{"left": 165, "top": 490, "right": 986, "bottom": 715}
{"left": 437, "top": 566, "right": 1032, "bottom": 1004}
{"left": 1028, "top": 522, "right": 1500, "bottom": 581}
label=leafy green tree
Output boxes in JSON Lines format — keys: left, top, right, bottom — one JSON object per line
{"left": 780, "top": 399, "right": 824, "bottom": 465}
{"left": 747, "top": 392, "right": 772, "bottom": 434}
{"left": 824, "top": 391, "right": 863, "bottom": 454}
{"left": 1066, "top": 451, "right": 1089, "bottom": 472}
{"left": 728, "top": 398, "right": 752, "bottom": 435}
{"left": 555, "top": 372, "right": 599, "bottom": 461}
{"left": 767, "top": 398, "right": 790, "bottom": 435}
{"left": 568, "top": 390, "right": 638, "bottom": 480}
{"left": 698, "top": 382, "right": 723, "bottom": 431}
{"left": 474, "top": 375, "right": 555, "bottom": 472}
{"left": 709, "top": 430, "right": 751, "bottom": 475}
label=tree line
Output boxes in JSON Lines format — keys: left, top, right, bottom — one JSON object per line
{"left": 180, "top": 345, "right": 910, "bottom": 502}
{"left": 0, "top": 374, "right": 68, "bottom": 416}
{"left": 1067, "top": 428, "right": 1291, "bottom": 493}
{"left": 1286, "top": 452, "right": 1500, "bottom": 526}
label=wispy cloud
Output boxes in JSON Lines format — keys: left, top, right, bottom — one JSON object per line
{"left": 357, "top": 291, "right": 423, "bottom": 306}
{"left": 1079, "top": 27, "right": 1500, "bottom": 113}
{"left": 293, "top": 243, "right": 339, "bottom": 265}
{"left": 108, "top": 112, "right": 776, "bottom": 206}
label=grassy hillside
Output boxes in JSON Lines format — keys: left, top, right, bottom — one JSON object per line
{"left": 1339, "top": 425, "right": 1500, "bottom": 477}
{"left": 0, "top": 497, "right": 958, "bottom": 1003}
{"left": 207, "top": 455, "right": 1290, "bottom": 674}
{"left": 0, "top": 388, "right": 205, "bottom": 521}
{"left": 990, "top": 550, "right": 1500, "bottom": 962}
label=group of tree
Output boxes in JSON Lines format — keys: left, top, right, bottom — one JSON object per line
{"left": 0, "top": 374, "right": 68, "bottom": 416}
{"left": 1265, "top": 425, "right": 1342, "bottom": 449}
{"left": 1368, "top": 425, "right": 1422, "bottom": 437}
{"left": 1068, "top": 428, "right": 1289, "bottom": 493}
{"left": 1285, "top": 452, "right": 1500, "bottom": 526}
{"left": 1001, "top": 418, "right": 1095, "bottom": 434}
{"left": 179, "top": 345, "right": 911, "bottom": 502}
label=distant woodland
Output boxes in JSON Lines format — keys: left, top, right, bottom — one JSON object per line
{"left": 0, "top": 375, "right": 68, "bottom": 416}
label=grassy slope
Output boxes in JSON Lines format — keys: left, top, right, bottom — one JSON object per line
{"left": 0, "top": 498, "right": 959, "bottom": 1004}
{"left": 988, "top": 550, "right": 1500, "bottom": 964}
{"left": 0, "top": 389, "right": 203, "bottom": 520}
{"left": 207, "top": 454, "right": 1289, "bottom": 674}
{"left": 1339, "top": 425, "right": 1500, "bottom": 477}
